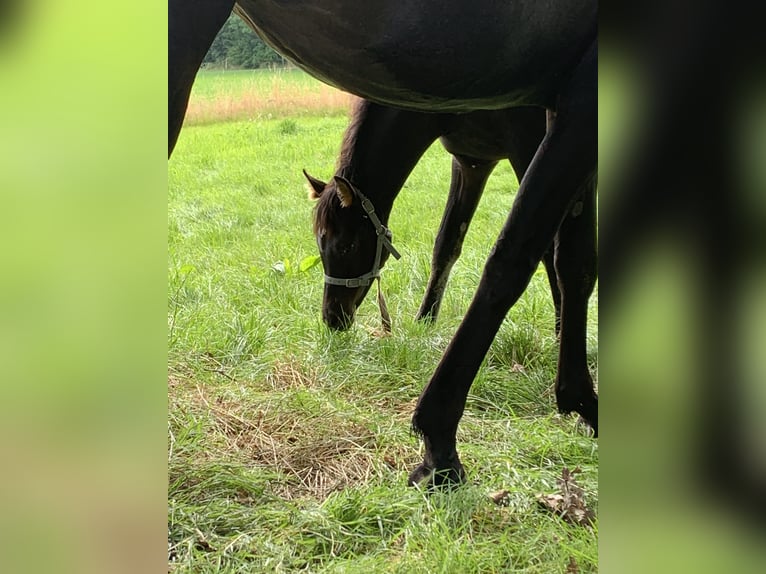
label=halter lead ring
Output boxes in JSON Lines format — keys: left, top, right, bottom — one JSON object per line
{"left": 323, "top": 188, "right": 401, "bottom": 288}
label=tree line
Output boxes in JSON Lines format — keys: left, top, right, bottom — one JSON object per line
{"left": 203, "top": 14, "right": 290, "bottom": 70}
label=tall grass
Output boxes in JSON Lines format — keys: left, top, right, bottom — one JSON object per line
{"left": 184, "top": 68, "right": 354, "bottom": 126}
{"left": 169, "top": 70, "right": 598, "bottom": 572}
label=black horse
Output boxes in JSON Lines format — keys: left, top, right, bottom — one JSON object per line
{"left": 305, "top": 99, "right": 597, "bottom": 481}
{"left": 304, "top": 100, "right": 564, "bottom": 330}
{"left": 169, "top": 1, "right": 597, "bottom": 487}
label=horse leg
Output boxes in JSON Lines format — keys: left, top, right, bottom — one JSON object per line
{"left": 504, "top": 111, "right": 561, "bottom": 338}
{"left": 553, "top": 180, "right": 598, "bottom": 433}
{"left": 542, "top": 248, "right": 562, "bottom": 336}
{"left": 416, "top": 157, "right": 497, "bottom": 322}
{"left": 519, "top": 134, "right": 565, "bottom": 343}
{"left": 168, "top": 0, "right": 235, "bottom": 156}
{"left": 409, "top": 40, "right": 596, "bottom": 488}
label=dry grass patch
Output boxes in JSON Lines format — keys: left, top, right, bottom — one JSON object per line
{"left": 186, "top": 380, "right": 381, "bottom": 499}
{"left": 170, "top": 369, "right": 423, "bottom": 500}
{"left": 185, "top": 81, "right": 353, "bottom": 125}
{"left": 265, "top": 357, "right": 323, "bottom": 391}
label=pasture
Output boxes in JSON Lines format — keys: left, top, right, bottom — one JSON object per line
{"left": 168, "top": 69, "right": 598, "bottom": 573}
{"left": 183, "top": 68, "right": 353, "bottom": 125}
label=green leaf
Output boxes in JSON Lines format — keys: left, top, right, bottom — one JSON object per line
{"left": 299, "top": 255, "right": 321, "bottom": 272}
{"left": 179, "top": 264, "right": 196, "bottom": 276}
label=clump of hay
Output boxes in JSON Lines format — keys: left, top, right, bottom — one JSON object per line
{"left": 209, "top": 395, "right": 378, "bottom": 499}
{"left": 186, "top": 357, "right": 379, "bottom": 500}
{"left": 170, "top": 357, "right": 421, "bottom": 500}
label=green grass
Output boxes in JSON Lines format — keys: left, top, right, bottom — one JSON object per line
{"left": 190, "top": 68, "right": 334, "bottom": 100}
{"left": 169, "top": 73, "right": 598, "bottom": 572}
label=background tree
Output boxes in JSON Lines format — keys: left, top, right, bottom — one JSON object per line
{"left": 203, "top": 14, "right": 289, "bottom": 69}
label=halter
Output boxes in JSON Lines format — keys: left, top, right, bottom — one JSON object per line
{"left": 322, "top": 186, "right": 401, "bottom": 332}
{"left": 323, "top": 188, "right": 401, "bottom": 288}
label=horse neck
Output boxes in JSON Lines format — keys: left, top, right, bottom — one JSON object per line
{"left": 337, "top": 101, "right": 443, "bottom": 221}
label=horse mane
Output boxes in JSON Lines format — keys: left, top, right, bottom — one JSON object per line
{"left": 336, "top": 97, "right": 369, "bottom": 179}
{"left": 313, "top": 97, "right": 369, "bottom": 237}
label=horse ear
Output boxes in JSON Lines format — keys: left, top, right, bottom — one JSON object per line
{"left": 333, "top": 176, "right": 355, "bottom": 208}
{"left": 303, "top": 169, "right": 327, "bottom": 199}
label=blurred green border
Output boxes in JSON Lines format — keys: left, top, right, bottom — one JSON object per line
{"left": 0, "top": 2, "right": 167, "bottom": 573}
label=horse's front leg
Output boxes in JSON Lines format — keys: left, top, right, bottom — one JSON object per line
{"left": 553, "top": 180, "right": 598, "bottom": 434}
{"left": 409, "top": 40, "right": 597, "bottom": 488}
{"left": 409, "top": 206, "right": 562, "bottom": 487}
{"left": 416, "top": 157, "right": 496, "bottom": 323}
{"left": 169, "top": 0, "right": 235, "bottom": 156}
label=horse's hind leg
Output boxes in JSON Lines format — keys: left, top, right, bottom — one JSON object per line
{"left": 169, "top": 0, "right": 235, "bottom": 156}
{"left": 542, "top": 248, "right": 562, "bottom": 336}
{"left": 504, "top": 109, "right": 561, "bottom": 335}
{"left": 553, "top": 180, "right": 598, "bottom": 434}
{"left": 409, "top": 40, "right": 596, "bottom": 488}
{"left": 416, "top": 157, "right": 497, "bottom": 322}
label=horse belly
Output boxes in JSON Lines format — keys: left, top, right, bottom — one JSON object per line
{"left": 439, "top": 107, "right": 544, "bottom": 161}
{"left": 234, "top": 0, "right": 596, "bottom": 111}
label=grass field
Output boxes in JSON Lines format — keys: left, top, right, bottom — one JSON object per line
{"left": 184, "top": 68, "right": 353, "bottom": 126}
{"left": 168, "top": 69, "right": 598, "bottom": 573}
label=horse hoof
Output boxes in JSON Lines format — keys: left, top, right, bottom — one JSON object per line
{"left": 577, "top": 394, "right": 598, "bottom": 436}
{"left": 408, "top": 462, "right": 466, "bottom": 490}
{"left": 575, "top": 413, "right": 597, "bottom": 437}
{"left": 408, "top": 463, "right": 433, "bottom": 486}
{"left": 557, "top": 388, "right": 597, "bottom": 435}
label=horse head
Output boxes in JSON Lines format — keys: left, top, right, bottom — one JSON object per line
{"left": 305, "top": 170, "right": 398, "bottom": 330}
